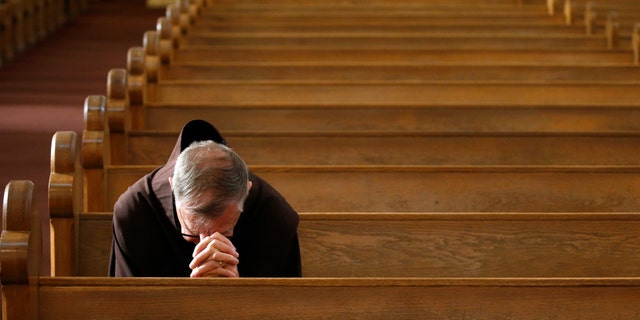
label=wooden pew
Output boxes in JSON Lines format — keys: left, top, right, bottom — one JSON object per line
{"left": 142, "top": 80, "right": 640, "bottom": 107}
{"left": 99, "top": 164, "right": 640, "bottom": 213}
{"left": 157, "top": 64, "right": 640, "bottom": 82}
{"left": 5, "top": 179, "right": 640, "bottom": 319}
{"left": 83, "top": 94, "right": 640, "bottom": 167}
{"left": 16, "top": 277, "right": 640, "bottom": 319}
{"left": 117, "top": 129, "right": 640, "bottom": 166}
{"left": 0, "top": 180, "right": 41, "bottom": 319}
{"left": 136, "top": 102, "right": 640, "bottom": 132}
{"left": 44, "top": 113, "right": 640, "bottom": 275}
{"left": 148, "top": 5, "right": 637, "bottom": 68}
{"left": 84, "top": 85, "right": 640, "bottom": 167}
{"left": 70, "top": 210, "right": 640, "bottom": 278}
{"left": 61, "top": 117, "right": 640, "bottom": 213}
{"left": 171, "top": 46, "right": 636, "bottom": 65}
{"left": 563, "top": 0, "right": 640, "bottom": 27}
{"left": 49, "top": 135, "right": 640, "bottom": 278}
{"left": 0, "top": 0, "right": 86, "bottom": 67}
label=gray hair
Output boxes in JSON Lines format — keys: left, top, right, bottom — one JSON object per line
{"left": 172, "top": 140, "right": 249, "bottom": 217}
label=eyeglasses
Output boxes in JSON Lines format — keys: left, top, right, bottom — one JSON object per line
{"left": 180, "top": 231, "right": 234, "bottom": 242}
{"left": 181, "top": 232, "right": 202, "bottom": 239}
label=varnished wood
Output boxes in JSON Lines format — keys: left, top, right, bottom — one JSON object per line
{"left": 138, "top": 104, "right": 640, "bottom": 133}
{"left": 146, "top": 82, "right": 640, "bottom": 107}
{"left": 158, "top": 64, "right": 640, "bottom": 82}
{"left": 30, "top": 276, "right": 640, "bottom": 319}
{"left": 100, "top": 164, "right": 640, "bottom": 212}
{"left": 48, "top": 131, "right": 82, "bottom": 276}
{"left": 0, "top": 180, "right": 40, "bottom": 320}
{"left": 180, "top": 34, "right": 616, "bottom": 50}
{"left": 173, "top": 48, "right": 635, "bottom": 65}
{"left": 113, "top": 130, "right": 640, "bottom": 166}
{"left": 73, "top": 211, "right": 640, "bottom": 277}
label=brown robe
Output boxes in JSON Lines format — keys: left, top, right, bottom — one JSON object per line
{"left": 109, "top": 120, "right": 302, "bottom": 277}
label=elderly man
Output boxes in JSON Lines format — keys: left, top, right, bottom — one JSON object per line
{"left": 109, "top": 119, "right": 301, "bottom": 277}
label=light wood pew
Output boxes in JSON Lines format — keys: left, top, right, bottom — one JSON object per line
{"left": 107, "top": 53, "right": 638, "bottom": 133}
{"left": 79, "top": 95, "right": 640, "bottom": 214}
{"left": 157, "top": 64, "right": 640, "bottom": 82}
{"left": 137, "top": 102, "right": 640, "bottom": 132}
{"left": 191, "top": 10, "right": 567, "bottom": 31}
{"left": 146, "top": 14, "right": 636, "bottom": 69}
{"left": 0, "top": 180, "right": 41, "bottom": 319}
{"left": 18, "top": 277, "right": 640, "bottom": 319}
{"left": 125, "top": 52, "right": 640, "bottom": 108}
{"left": 116, "top": 129, "right": 640, "bottom": 166}
{"left": 49, "top": 131, "right": 83, "bottom": 276}
{"left": 5, "top": 180, "right": 640, "bottom": 319}
{"left": 171, "top": 46, "right": 637, "bottom": 65}
{"left": 190, "top": 22, "right": 583, "bottom": 36}
{"left": 179, "top": 32, "right": 618, "bottom": 50}
{"left": 0, "top": 0, "right": 86, "bottom": 67}
{"left": 70, "top": 116, "right": 640, "bottom": 213}
{"left": 563, "top": 0, "right": 640, "bottom": 27}
{"left": 144, "top": 81, "right": 640, "bottom": 107}
{"left": 0, "top": 1, "right": 18, "bottom": 64}
{"left": 85, "top": 91, "right": 640, "bottom": 167}
{"left": 70, "top": 210, "right": 640, "bottom": 278}
{"left": 99, "top": 164, "right": 640, "bottom": 213}
{"left": 48, "top": 139, "right": 640, "bottom": 278}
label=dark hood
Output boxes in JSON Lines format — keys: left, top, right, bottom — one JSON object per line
{"left": 150, "top": 119, "right": 228, "bottom": 224}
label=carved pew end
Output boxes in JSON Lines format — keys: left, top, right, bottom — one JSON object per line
{"left": 127, "top": 47, "right": 147, "bottom": 106}
{"left": 1, "top": 180, "right": 40, "bottom": 319}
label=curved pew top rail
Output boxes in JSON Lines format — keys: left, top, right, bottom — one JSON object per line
{"left": 0, "top": 180, "right": 40, "bottom": 319}
{"left": 48, "top": 131, "right": 82, "bottom": 276}
{"left": 29, "top": 277, "right": 640, "bottom": 319}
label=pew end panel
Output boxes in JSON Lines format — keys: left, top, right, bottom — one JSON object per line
{"left": 49, "top": 131, "right": 82, "bottom": 277}
{"left": 1, "top": 180, "right": 41, "bottom": 320}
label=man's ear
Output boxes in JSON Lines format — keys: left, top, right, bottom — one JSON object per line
{"left": 248, "top": 180, "right": 253, "bottom": 191}
{"left": 168, "top": 176, "right": 173, "bottom": 189}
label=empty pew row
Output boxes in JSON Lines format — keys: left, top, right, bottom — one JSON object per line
{"left": 178, "top": 31, "right": 618, "bottom": 50}
{"left": 122, "top": 49, "right": 640, "bottom": 108}
{"left": 160, "top": 0, "right": 638, "bottom": 56}
{"left": 151, "top": 12, "right": 637, "bottom": 71}
{"left": 123, "top": 60, "right": 640, "bottom": 108}
{"left": 146, "top": 12, "right": 639, "bottom": 66}
{"left": 49, "top": 136, "right": 640, "bottom": 279}
{"left": 12, "top": 277, "right": 640, "bottom": 319}
{"left": 144, "top": 81, "right": 640, "bottom": 107}
{"left": 0, "top": 0, "right": 87, "bottom": 67}
{"left": 168, "top": 47, "right": 638, "bottom": 65}
{"left": 107, "top": 57, "right": 636, "bottom": 131}
{"left": 558, "top": 0, "right": 640, "bottom": 47}
{"left": 164, "top": 1, "right": 637, "bottom": 59}
{"left": 155, "top": 64, "right": 640, "bottom": 82}
{"left": 191, "top": 8, "right": 565, "bottom": 30}
{"left": 106, "top": 69, "right": 640, "bottom": 134}
{"left": 562, "top": 0, "right": 640, "bottom": 26}
{"left": 82, "top": 94, "right": 640, "bottom": 167}
{"left": 5, "top": 180, "right": 640, "bottom": 319}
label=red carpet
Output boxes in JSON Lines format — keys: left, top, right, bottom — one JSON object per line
{"left": 0, "top": 0, "right": 163, "bottom": 275}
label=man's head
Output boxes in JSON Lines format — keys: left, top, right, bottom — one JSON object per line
{"left": 170, "top": 140, "right": 251, "bottom": 243}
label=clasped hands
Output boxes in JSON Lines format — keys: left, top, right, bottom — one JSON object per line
{"left": 189, "top": 232, "right": 239, "bottom": 278}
